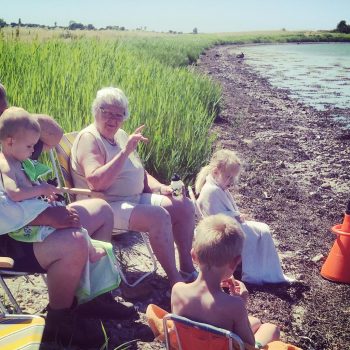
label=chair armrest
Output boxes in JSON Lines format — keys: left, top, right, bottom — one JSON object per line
{"left": 57, "top": 187, "right": 106, "bottom": 199}
{"left": 0, "top": 257, "right": 14, "bottom": 269}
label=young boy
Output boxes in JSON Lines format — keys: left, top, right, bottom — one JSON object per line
{"left": 0, "top": 107, "right": 104, "bottom": 261}
{"left": 171, "top": 214, "right": 280, "bottom": 348}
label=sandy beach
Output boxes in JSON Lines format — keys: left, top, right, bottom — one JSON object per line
{"left": 3, "top": 44, "right": 350, "bottom": 350}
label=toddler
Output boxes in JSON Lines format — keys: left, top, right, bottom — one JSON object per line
{"left": 195, "top": 149, "right": 291, "bottom": 284}
{"left": 0, "top": 107, "right": 105, "bottom": 262}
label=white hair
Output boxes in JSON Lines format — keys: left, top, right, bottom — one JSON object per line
{"left": 91, "top": 87, "right": 129, "bottom": 120}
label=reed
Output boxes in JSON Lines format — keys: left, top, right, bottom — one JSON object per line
{"left": 1, "top": 29, "right": 348, "bottom": 182}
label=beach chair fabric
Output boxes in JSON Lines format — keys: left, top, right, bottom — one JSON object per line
{"left": 53, "top": 131, "right": 77, "bottom": 189}
{"left": 163, "top": 313, "right": 245, "bottom": 350}
{"left": 0, "top": 312, "right": 45, "bottom": 350}
{"left": 146, "top": 304, "right": 302, "bottom": 350}
{"left": 51, "top": 132, "right": 157, "bottom": 287}
{"left": 146, "top": 304, "right": 244, "bottom": 350}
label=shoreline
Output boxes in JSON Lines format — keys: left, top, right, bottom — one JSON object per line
{"left": 197, "top": 44, "right": 350, "bottom": 350}
{"left": 226, "top": 42, "right": 350, "bottom": 117}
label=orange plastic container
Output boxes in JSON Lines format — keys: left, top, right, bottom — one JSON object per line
{"left": 321, "top": 209, "right": 350, "bottom": 284}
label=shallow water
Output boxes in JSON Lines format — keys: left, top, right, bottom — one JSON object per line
{"left": 235, "top": 43, "right": 350, "bottom": 113}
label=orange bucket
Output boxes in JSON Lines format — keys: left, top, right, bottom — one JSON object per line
{"left": 321, "top": 212, "right": 350, "bottom": 284}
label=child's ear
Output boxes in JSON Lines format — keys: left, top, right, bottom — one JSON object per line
{"left": 212, "top": 167, "right": 220, "bottom": 177}
{"left": 4, "top": 136, "right": 14, "bottom": 147}
{"left": 191, "top": 248, "right": 198, "bottom": 263}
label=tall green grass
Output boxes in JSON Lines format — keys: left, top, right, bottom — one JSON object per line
{"left": 1, "top": 30, "right": 349, "bottom": 182}
{"left": 0, "top": 37, "right": 220, "bottom": 182}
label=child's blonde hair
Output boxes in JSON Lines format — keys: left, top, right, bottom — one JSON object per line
{"left": 0, "top": 107, "right": 40, "bottom": 141}
{"left": 194, "top": 214, "right": 245, "bottom": 268}
{"left": 195, "top": 149, "right": 242, "bottom": 194}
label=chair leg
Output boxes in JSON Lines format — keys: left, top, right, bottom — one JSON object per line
{"left": 0, "top": 298, "right": 8, "bottom": 314}
{"left": 114, "top": 232, "right": 158, "bottom": 288}
{"left": 141, "top": 232, "right": 158, "bottom": 274}
{"left": 0, "top": 276, "right": 22, "bottom": 313}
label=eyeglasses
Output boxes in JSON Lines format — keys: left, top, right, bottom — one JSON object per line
{"left": 99, "top": 107, "right": 125, "bottom": 121}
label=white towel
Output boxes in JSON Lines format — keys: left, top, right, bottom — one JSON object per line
{"left": 197, "top": 175, "right": 289, "bottom": 284}
{"left": 0, "top": 193, "right": 49, "bottom": 235}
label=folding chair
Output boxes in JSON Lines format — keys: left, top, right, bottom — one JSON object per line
{"left": 163, "top": 313, "right": 245, "bottom": 350}
{"left": 0, "top": 257, "right": 20, "bottom": 314}
{"left": 0, "top": 307, "right": 45, "bottom": 350}
{"left": 0, "top": 257, "right": 47, "bottom": 314}
{"left": 50, "top": 132, "right": 157, "bottom": 287}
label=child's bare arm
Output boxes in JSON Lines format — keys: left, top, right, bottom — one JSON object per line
{"left": 170, "top": 282, "right": 186, "bottom": 313}
{"left": 2, "top": 165, "right": 58, "bottom": 202}
{"left": 230, "top": 298, "right": 255, "bottom": 346}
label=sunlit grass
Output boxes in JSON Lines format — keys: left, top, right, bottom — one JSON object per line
{"left": 0, "top": 36, "right": 221, "bottom": 182}
{"left": 1, "top": 28, "right": 349, "bottom": 182}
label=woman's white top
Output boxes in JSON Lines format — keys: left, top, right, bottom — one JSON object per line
{"left": 70, "top": 124, "right": 145, "bottom": 200}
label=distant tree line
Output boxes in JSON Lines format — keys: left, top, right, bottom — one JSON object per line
{"left": 335, "top": 20, "right": 350, "bottom": 34}
{"left": 0, "top": 18, "right": 194, "bottom": 34}
{"left": 0, "top": 18, "right": 127, "bottom": 31}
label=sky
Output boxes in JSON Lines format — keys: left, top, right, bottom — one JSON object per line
{"left": 1, "top": 0, "right": 349, "bottom": 33}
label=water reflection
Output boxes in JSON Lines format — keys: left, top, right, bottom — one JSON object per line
{"left": 235, "top": 43, "right": 350, "bottom": 111}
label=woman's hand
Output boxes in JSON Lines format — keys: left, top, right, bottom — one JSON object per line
{"left": 125, "top": 125, "right": 149, "bottom": 155}
{"left": 156, "top": 185, "right": 172, "bottom": 196}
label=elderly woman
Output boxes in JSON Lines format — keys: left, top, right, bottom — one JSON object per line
{"left": 70, "top": 87, "right": 196, "bottom": 286}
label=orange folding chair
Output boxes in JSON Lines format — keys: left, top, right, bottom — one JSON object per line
{"left": 163, "top": 313, "right": 245, "bottom": 350}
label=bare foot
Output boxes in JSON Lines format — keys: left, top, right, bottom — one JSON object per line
{"left": 89, "top": 246, "right": 106, "bottom": 263}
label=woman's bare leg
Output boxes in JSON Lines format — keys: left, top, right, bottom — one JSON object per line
{"left": 160, "top": 196, "right": 196, "bottom": 273}
{"left": 128, "top": 205, "right": 182, "bottom": 286}
{"left": 70, "top": 198, "right": 114, "bottom": 242}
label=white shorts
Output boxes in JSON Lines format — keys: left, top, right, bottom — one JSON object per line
{"left": 109, "top": 193, "right": 164, "bottom": 231}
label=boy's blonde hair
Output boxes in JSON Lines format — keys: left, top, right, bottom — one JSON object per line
{"left": 194, "top": 214, "right": 245, "bottom": 268}
{"left": 0, "top": 107, "right": 40, "bottom": 141}
{"left": 195, "top": 149, "right": 242, "bottom": 194}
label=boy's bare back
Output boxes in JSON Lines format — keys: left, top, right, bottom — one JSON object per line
{"left": 171, "top": 280, "right": 252, "bottom": 342}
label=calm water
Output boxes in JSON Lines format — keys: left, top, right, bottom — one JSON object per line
{"left": 235, "top": 43, "right": 350, "bottom": 112}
